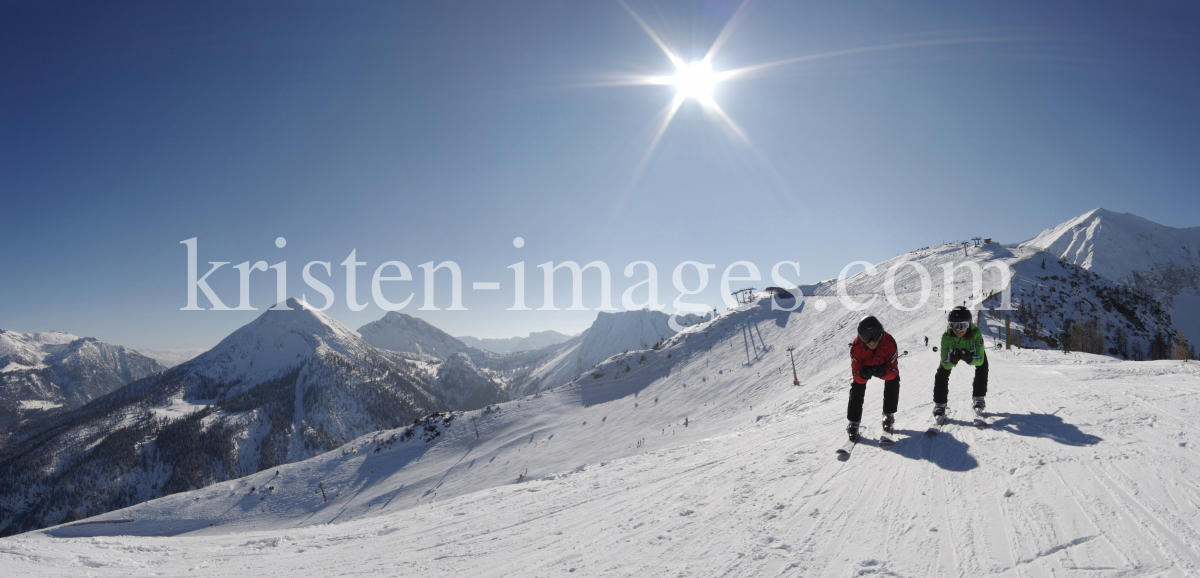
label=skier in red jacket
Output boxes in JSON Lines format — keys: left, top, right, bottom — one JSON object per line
{"left": 847, "top": 316, "right": 900, "bottom": 441}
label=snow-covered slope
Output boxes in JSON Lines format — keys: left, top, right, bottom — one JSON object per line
{"left": 358, "top": 310, "right": 701, "bottom": 399}
{"left": 14, "top": 243, "right": 1198, "bottom": 576}
{"left": 0, "top": 330, "right": 166, "bottom": 432}
{"left": 457, "top": 330, "right": 573, "bottom": 354}
{"left": 1021, "top": 208, "right": 1200, "bottom": 343}
{"left": 433, "top": 353, "right": 509, "bottom": 411}
{"left": 0, "top": 299, "right": 505, "bottom": 537}
{"left": 1020, "top": 208, "right": 1200, "bottom": 282}
{"left": 505, "top": 309, "right": 704, "bottom": 397}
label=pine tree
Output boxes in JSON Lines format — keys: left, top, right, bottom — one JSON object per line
{"left": 1114, "top": 326, "right": 1129, "bottom": 359}
{"left": 1067, "top": 313, "right": 1105, "bottom": 355}
{"left": 1130, "top": 339, "right": 1144, "bottom": 361}
{"left": 1150, "top": 329, "right": 1171, "bottom": 360}
{"left": 1174, "top": 330, "right": 1193, "bottom": 361}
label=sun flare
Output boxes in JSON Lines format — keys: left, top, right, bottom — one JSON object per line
{"left": 671, "top": 60, "right": 719, "bottom": 103}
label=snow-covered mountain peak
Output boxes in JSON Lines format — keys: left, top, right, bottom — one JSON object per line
{"left": 251, "top": 298, "right": 356, "bottom": 340}
{"left": 1019, "top": 209, "right": 1200, "bottom": 341}
{"left": 183, "top": 298, "right": 367, "bottom": 385}
{"left": 1, "top": 329, "right": 165, "bottom": 430}
{"left": 0, "top": 330, "right": 80, "bottom": 362}
{"left": 1019, "top": 207, "right": 1200, "bottom": 282}
{"left": 578, "top": 309, "right": 696, "bottom": 368}
{"left": 357, "top": 311, "right": 487, "bottom": 361}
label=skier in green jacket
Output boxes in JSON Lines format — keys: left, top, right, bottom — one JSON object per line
{"left": 932, "top": 306, "right": 988, "bottom": 416}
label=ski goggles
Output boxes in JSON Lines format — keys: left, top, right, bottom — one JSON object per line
{"left": 948, "top": 321, "right": 971, "bottom": 332}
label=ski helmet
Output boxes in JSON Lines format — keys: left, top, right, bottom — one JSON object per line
{"left": 947, "top": 306, "right": 972, "bottom": 324}
{"left": 857, "top": 316, "right": 884, "bottom": 343}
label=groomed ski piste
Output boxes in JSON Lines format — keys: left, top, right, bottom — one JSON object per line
{"left": 4, "top": 243, "right": 1200, "bottom": 577}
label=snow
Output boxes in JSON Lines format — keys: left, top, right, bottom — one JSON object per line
{"left": 148, "top": 397, "right": 212, "bottom": 420}
{"left": 1, "top": 362, "right": 48, "bottom": 373}
{"left": 358, "top": 311, "right": 491, "bottom": 361}
{"left": 0, "top": 330, "right": 79, "bottom": 364}
{"left": 1019, "top": 207, "right": 1200, "bottom": 282}
{"left": 1019, "top": 207, "right": 1200, "bottom": 353}
{"left": 16, "top": 400, "right": 61, "bottom": 411}
{"left": 191, "top": 298, "right": 374, "bottom": 385}
{"left": 0, "top": 329, "right": 166, "bottom": 427}
{"left": 509, "top": 309, "right": 703, "bottom": 396}
{"left": 3, "top": 245, "right": 1200, "bottom": 576}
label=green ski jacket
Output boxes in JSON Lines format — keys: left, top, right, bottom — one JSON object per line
{"left": 940, "top": 324, "right": 986, "bottom": 370}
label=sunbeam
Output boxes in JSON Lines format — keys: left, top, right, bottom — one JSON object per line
{"left": 601, "top": 1, "right": 1032, "bottom": 222}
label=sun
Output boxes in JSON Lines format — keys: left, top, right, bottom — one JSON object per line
{"left": 671, "top": 60, "right": 719, "bottom": 104}
{"left": 602, "top": 0, "right": 1016, "bottom": 215}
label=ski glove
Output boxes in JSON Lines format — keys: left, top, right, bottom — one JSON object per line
{"left": 857, "top": 368, "right": 873, "bottom": 381}
{"left": 870, "top": 365, "right": 887, "bottom": 378}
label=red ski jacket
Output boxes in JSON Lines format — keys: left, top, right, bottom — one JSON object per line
{"left": 850, "top": 332, "right": 899, "bottom": 384}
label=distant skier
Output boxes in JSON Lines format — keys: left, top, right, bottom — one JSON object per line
{"left": 932, "top": 306, "right": 988, "bottom": 417}
{"left": 847, "top": 316, "right": 900, "bottom": 441}
{"left": 924, "top": 336, "right": 929, "bottom": 347}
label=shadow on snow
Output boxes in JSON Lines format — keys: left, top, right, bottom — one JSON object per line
{"left": 987, "top": 412, "right": 1103, "bottom": 446}
{"left": 884, "top": 426, "right": 979, "bottom": 472}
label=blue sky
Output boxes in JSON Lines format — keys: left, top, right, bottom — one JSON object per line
{"left": 2, "top": 0, "right": 1198, "bottom": 350}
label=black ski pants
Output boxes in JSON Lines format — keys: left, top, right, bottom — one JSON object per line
{"left": 847, "top": 377, "right": 899, "bottom": 423}
{"left": 933, "top": 357, "right": 989, "bottom": 404}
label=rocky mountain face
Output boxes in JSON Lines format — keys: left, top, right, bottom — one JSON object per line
{"left": 434, "top": 353, "right": 508, "bottom": 411}
{"left": 1020, "top": 208, "right": 1200, "bottom": 344}
{"left": 996, "top": 255, "right": 1179, "bottom": 359}
{"left": 0, "top": 299, "right": 506, "bottom": 537}
{"left": 0, "top": 330, "right": 166, "bottom": 432}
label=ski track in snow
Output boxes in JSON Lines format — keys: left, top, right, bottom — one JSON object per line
{"left": 2, "top": 244, "right": 1200, "bottom": 577}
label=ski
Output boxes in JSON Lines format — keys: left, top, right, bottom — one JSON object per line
{"left": 972, "top": 407, "right": 989, "bottom": 428}
{"left": 836, "top": 426, "right": 867, "bottom": 457}
{"left": 879, "top": 419, "right": 895, "bottom": 448}
{"left": 926, "top": 411, "right": 950, "bottom": 436}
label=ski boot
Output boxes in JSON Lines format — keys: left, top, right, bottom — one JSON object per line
{"left": 846, "top": 421, "right": 860, "bottom": 443}
{"left": 882, "top": 413, "right": 895, "bottom": 434}
{"left": 972, "top": 396, "right": 986, "bottom": 412}
{"left": 932, "top": 403, "right": 947, "bottom": 417}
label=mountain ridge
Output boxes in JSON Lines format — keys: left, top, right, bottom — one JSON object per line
{"left": 457, "top": 330, "right": 574, "bottom": 354}
{"left": 1019, "top": 207, "right": 1200, "bottom": 347}
{"left": 0, "top": 329, "right": 166, "bottom": 432}
{"left": 0, "top": 298, "right": 506, "bottom": 537}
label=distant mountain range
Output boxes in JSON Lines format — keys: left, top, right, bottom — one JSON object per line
{"left": 134, "top": 348, "right": 208, "bottom": 367}
{"left": 457, "top": 330, "right": 574, "bottom": 354}
{"left": 0, "top": 330, "right": 165, "bottom": 431}
{"left": 0, "top": 299, "right": 504, "bottom": 536}
{"left": 2, "top": 207, "right": 1196, "bottom": 537}
{"left": 0, "top": 304, "right": 704, "bottom": 536}
{"left": 356, "top": 310, "right": 704, "bottom": 398}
